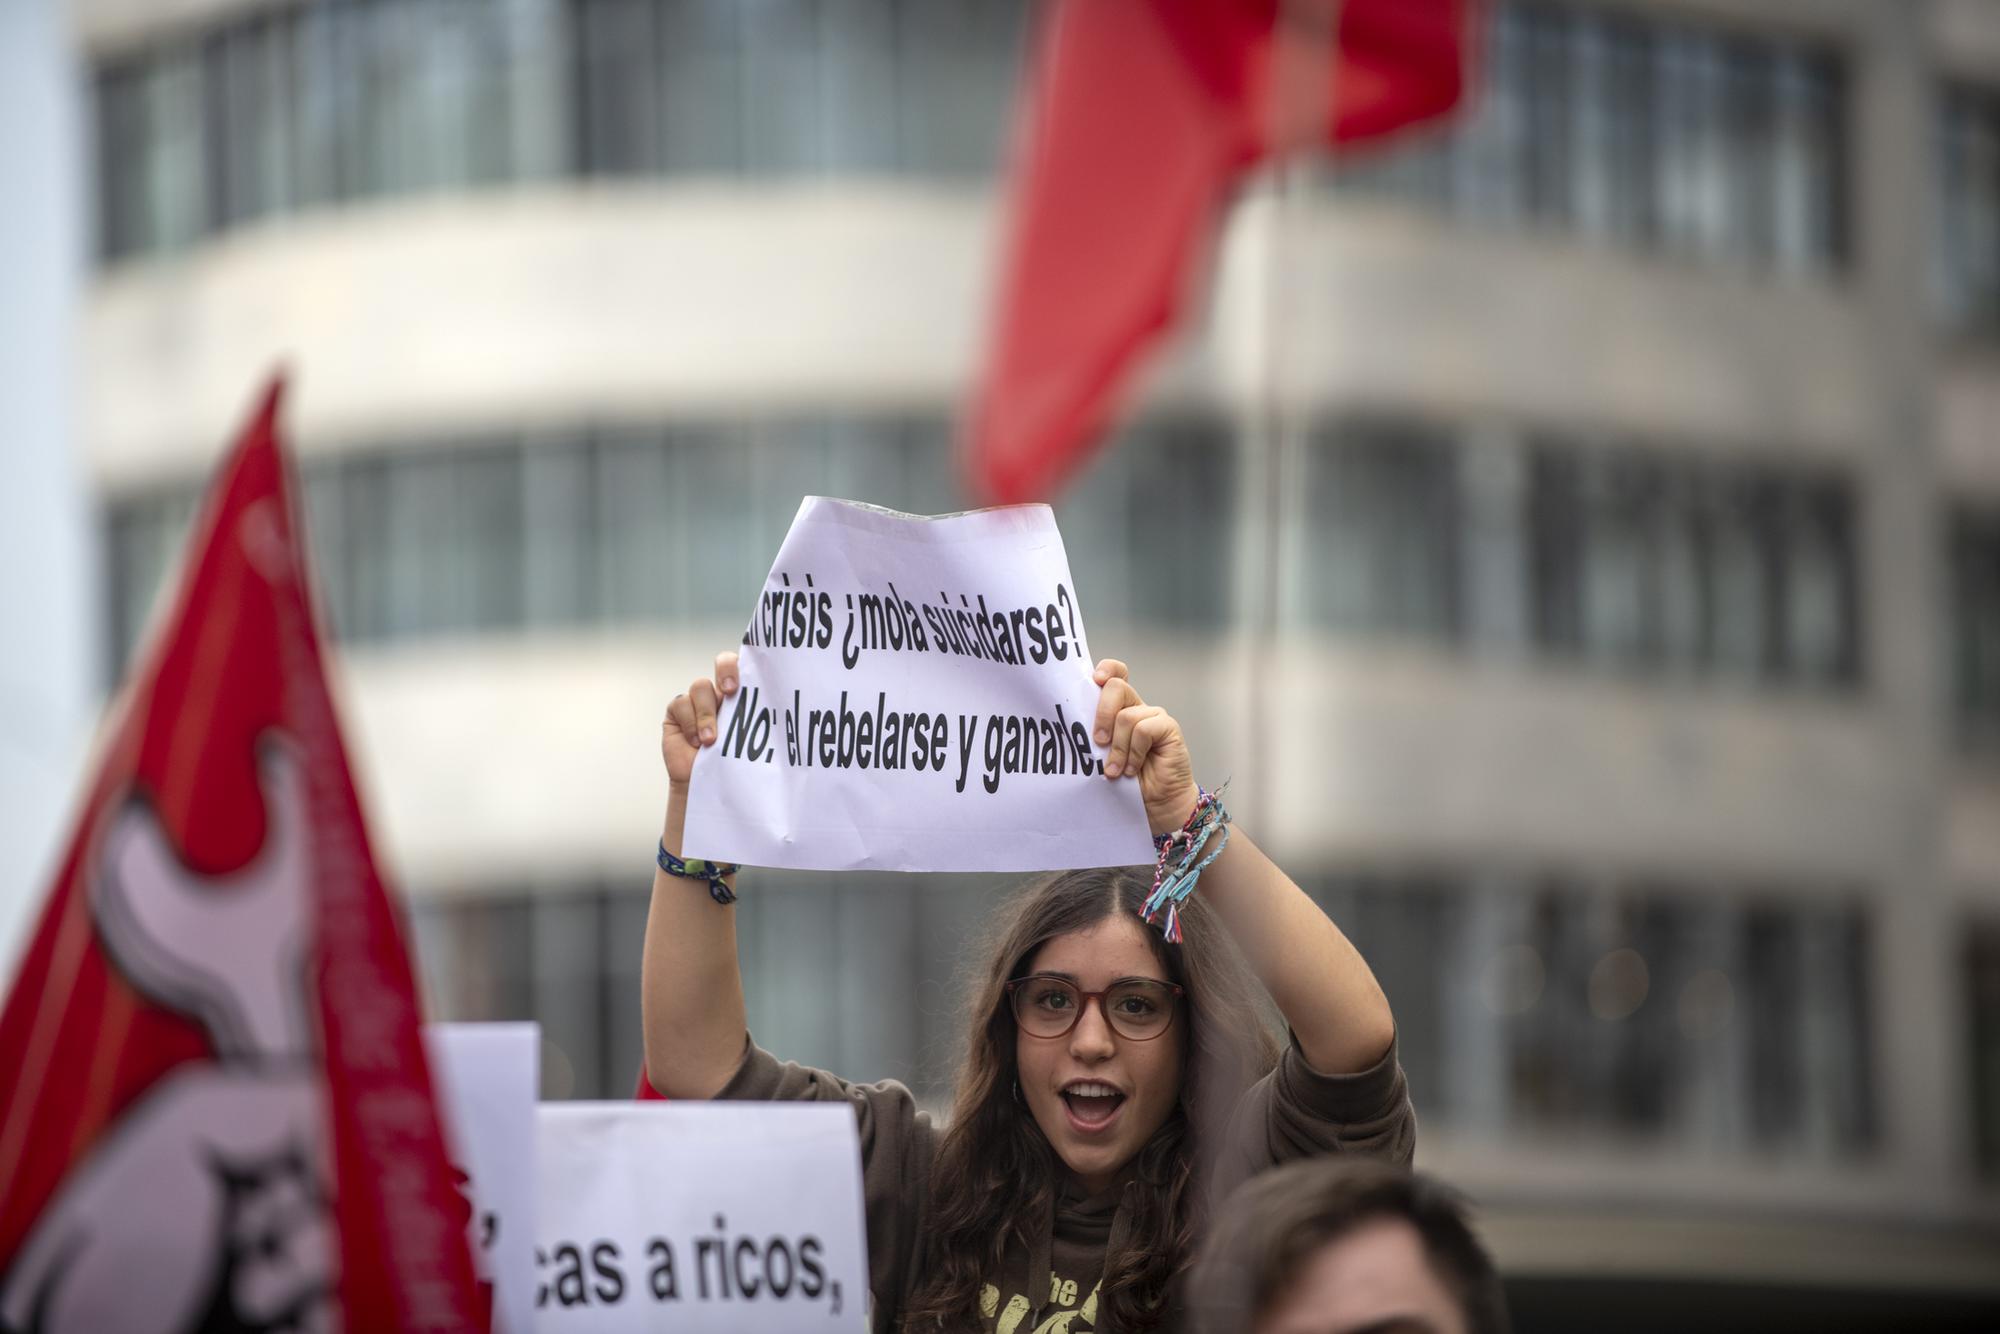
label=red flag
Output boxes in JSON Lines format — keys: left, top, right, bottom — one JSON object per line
{"left": 0, "top": 376, "right": 481, "bottom": 1333}
{"left": 966, "top": 0, "right": 1474, "bottom": 503}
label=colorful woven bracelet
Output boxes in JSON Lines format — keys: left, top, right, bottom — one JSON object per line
{"left": 1140, "top": 784, "right": 1230, "bottom": 943}
{"left": 657, "top": 841, "right": 740, "bottom": 905}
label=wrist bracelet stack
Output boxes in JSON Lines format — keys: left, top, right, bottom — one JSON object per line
{"left": 657, "top": 841, "right": 740, "bottom": 905}
{"left": 1140, "top": 784, "right": 1230, "bottom": 943}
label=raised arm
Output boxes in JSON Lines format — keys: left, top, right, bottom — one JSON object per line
{"left": 1093, "top": 660, "right": 1396, "bottom": 1076}
{"left": 641, "top": 651, "right": 748, "bottom": 1098}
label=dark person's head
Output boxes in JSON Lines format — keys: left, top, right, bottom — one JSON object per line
{"left": 1190, "top": 1158, "right": 1509, "bottom": 1334}
{"left": 905, "top": 865, "right": 1281, "bottom": 1332}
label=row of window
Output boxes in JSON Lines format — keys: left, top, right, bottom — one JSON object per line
{"left": 95, "top": 0, "right": 1866, "bottom": 281}
{"left": 103, "top": 417, "right": 1231, "bottom": 670}
{"left": 93, "top": 0, "right": 1025, "bottom": 260}
{"left": 103, "top": 415, "right": 1865, "bottom": 693}
{"left": 84, "top": 0, "right": 2000, "bottom": 329}
{"left": 410, "top": 867, "right": 1879, "bottom": 1163}
{"left": 1319, "top": 871, "right": 1873, "bottom": 1157}
{"left": 1334, "top": 1, "right": 1847, "bottom": 279}
{"left": 1296, "top": 423, "right": 1862, "bottom": 687}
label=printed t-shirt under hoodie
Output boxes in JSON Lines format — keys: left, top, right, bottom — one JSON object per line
{"left": 714, "top": 1031, "right": 1415, "bottom": 1332}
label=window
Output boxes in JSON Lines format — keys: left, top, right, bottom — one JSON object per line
{"left": 98, "top": 0, "right": 570, "bottom": 258}
{"left": 1951, "top": 508, "right": 2000, "bottom": 752}
{"left": 1313, "top": 869, "right": 1877, "bottom": 1158}
{"left": 1938, "top": 85, "right": 2000, "bottom": 333}
{"left": 1527, "top": 442, "right": 1860, "bottom": 688}
{"left": 202, "top": 12, "right": 295, "bottom": 229}
{"left": 95, "top": 61, "right": 149, "bottom": 259}
{"left": 573, "top": 0, "right": 662, "bottom": 176}
{"left": 1968, "top": 921, "right": 2000, "bottom": 1179}
{"left": 94, "top": 0, "right": 1029, "bottom": 262}
{"left": 1055, "top": 418, "right": 1236, "bottom": 632}
{"left": 134, "top": 46, "right": 209, "bottom": 254}
{"left": 112, "top": 413, "right": 1230, "bottom": 672}
{"left": 102, "top": 486, "right": 201, "bottom": 678}
{"left": 1338, "top": 1, "right": 1845, "bottom": 277}
{"left": 1296, "top": 422, "right": 1461, "bottom": 641}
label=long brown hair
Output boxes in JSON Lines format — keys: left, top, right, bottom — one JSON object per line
{"left": 902, "top": 867, "right": 1281, "bottom": 1332}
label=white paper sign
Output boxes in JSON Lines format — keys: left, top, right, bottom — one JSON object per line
{"left": 534, "top": 1103, "right": 869, "bottom": 1332}
{"left": 424, "top": 1022, "right": 539, "bottom": 1334}
{"left": 685, "top": 498, "right": 1154, "bottom": 871}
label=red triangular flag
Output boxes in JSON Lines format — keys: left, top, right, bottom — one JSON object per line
{"left": 0, "top": 375, "right": 481, "bottom": 1332}
{"left": 967, "top": 0, "right": 1474, "bottom": 503}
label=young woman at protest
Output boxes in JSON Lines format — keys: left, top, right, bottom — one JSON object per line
{"left": 643, "top": 651, "right": 1411, "bottom": 1332}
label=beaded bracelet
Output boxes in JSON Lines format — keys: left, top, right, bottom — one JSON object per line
{"left": 1139, "top": 784, "right": 1230, "bottom": 943}
{"left": 657, "top": 841, "right": 740, "bottom": 905}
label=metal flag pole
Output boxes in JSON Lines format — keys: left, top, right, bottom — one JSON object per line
{"left": 1244, "top": 0, "right": 1339, "bottom": 829}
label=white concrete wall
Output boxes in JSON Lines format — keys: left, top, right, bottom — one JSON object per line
{"left": 83, "top": 183, "right": 1886, "bottom": 484}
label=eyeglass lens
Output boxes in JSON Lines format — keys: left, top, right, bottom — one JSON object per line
{"left": 1011, "top": 976, "right": 1177, "bottom": 1040}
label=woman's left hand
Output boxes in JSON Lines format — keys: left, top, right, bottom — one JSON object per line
{"left": 1092, "top": 659, "right": 1201, "bottom": 838}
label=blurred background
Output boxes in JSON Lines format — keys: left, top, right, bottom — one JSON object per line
{"left": 3, "top": 0, "right": 1999, "bottom": 1327}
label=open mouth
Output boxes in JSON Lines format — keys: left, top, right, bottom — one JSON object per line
{"left": 1060, "top": 1081, "right": 1127, "bottom": 1131}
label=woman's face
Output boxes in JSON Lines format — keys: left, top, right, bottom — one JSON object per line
{"left": 1014, "top": 914, "right": 1185, "bottom": 1195}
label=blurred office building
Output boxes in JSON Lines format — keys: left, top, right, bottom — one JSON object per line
{"left": 60, "top": 0, "right": 2000, "bottom": 1326}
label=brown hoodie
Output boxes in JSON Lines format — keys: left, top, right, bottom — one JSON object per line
{"left": 716, "top": 1034, "right": 1414, "bottom": 1332}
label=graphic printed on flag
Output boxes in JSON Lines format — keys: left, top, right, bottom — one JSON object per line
{"left": 0, "top": 378, "right": 480, "bottom": 1334}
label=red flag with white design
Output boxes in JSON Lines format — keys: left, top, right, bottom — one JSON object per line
{"left": 0, "top": 375, "right": 481, "bottom": 1333}
{"left": 966, "top": 0, "right": 1475, "bottom": 503}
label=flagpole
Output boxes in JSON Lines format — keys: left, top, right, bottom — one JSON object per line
{"left": 1246, "top": 0, "right": 1337, "bottom": 836}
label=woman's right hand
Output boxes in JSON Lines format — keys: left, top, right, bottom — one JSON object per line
{"left": 662, "top": 651, "right": 741, "bottom": 789}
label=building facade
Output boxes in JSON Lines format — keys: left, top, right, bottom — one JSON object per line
{"left": 69, "top": 0, "right": 2000, "bottom": 1320}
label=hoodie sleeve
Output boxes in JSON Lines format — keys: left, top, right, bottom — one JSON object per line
{"left": 1209, "top": 1031, "right": 1416, "bottom": 1203}
{"left": 714, "top": 1035, "right": 933, "bottom": 1326}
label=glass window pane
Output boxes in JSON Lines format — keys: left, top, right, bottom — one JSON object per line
{"left": 1528, "top": 446, "right": 1583, "bottom": 655}
{"left": 1953, "top": 509, "right": 2000, "bottom": 750}
{"left": 575, "top": 0, "right": 660, "bottom": 175}
{"left": 660, "top": 0, "right": 746, "bottom": 173}
{"left": 140, "top": 46, "right": 209, "bottom": 250}
{"left": 1968, "top": 922, "right": 2000, "bottom": 1180}
{"left": 740, "top": 0, "right": 824, "bottom": 173}
{"left": 1522, "top": 5, "right": 1572, "bottom": 226}
{"left": 524, "top": 435, "right": 597, "bottom": 628}
{"left": 1127, "top": 419, "right": 1234, "bottom": 629}
{"left": 1302, "top": 423, "right": 1459, "bottom": 641}
{"left": 341, "top": 455, "right": 395, "bottom": 642}
{"left": 1051, "top": 448, "right": 1129, "bottom": 634}
{"left": 96, "top": 62, "right": 149, "bottom": 258}
{"left": 681, "top": 423, "right": 761, "bottom": 617}
{"left": 1722, "top": 41, "right": 1776, "bottom": 266}
{"left": 1444, "top": 0, "right": 1529, "bottom": 224}
{"left": 1777, "top": 483, "right": 1856, "bottom": 687}
{"left": 301, "top": 460, "right": 349, "bottom": 641}
{"left": 454, "top": 443, "right": 526, "bottom": 632}
{"left": 1706, "top": 478, "right": 1775, "bottom": 680}
{"left": 596, "top": 429, "right": 681, "bottom": 623}
{"left": 1578, "top": 453, "right": 1660, "bottom": 669}
{"left": 1939, "top": 86, "right": 2000, "bottom": 330}
{"left": 1776, "top": 50, "right": 1840, "bottom": 279}
{"left": 895, "top": 0, "right": 1022, "bottom": 175}
{"left": 820, "top": 0, "right": 899, "bottom": 173}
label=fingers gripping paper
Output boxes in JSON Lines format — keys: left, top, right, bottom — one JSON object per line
{"left": 685, "top": 499, "right": 1155, "bottom": 872}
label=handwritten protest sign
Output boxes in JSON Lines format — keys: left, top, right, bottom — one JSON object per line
{"left": 685, "top": 498, "right": 1154, "bottom": 872}
{"left": 425, "top": 1022, "right": 539, "bottom": 1334}
{"left": 535, "top": 1103, "right": 869, "bottom": 1332}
